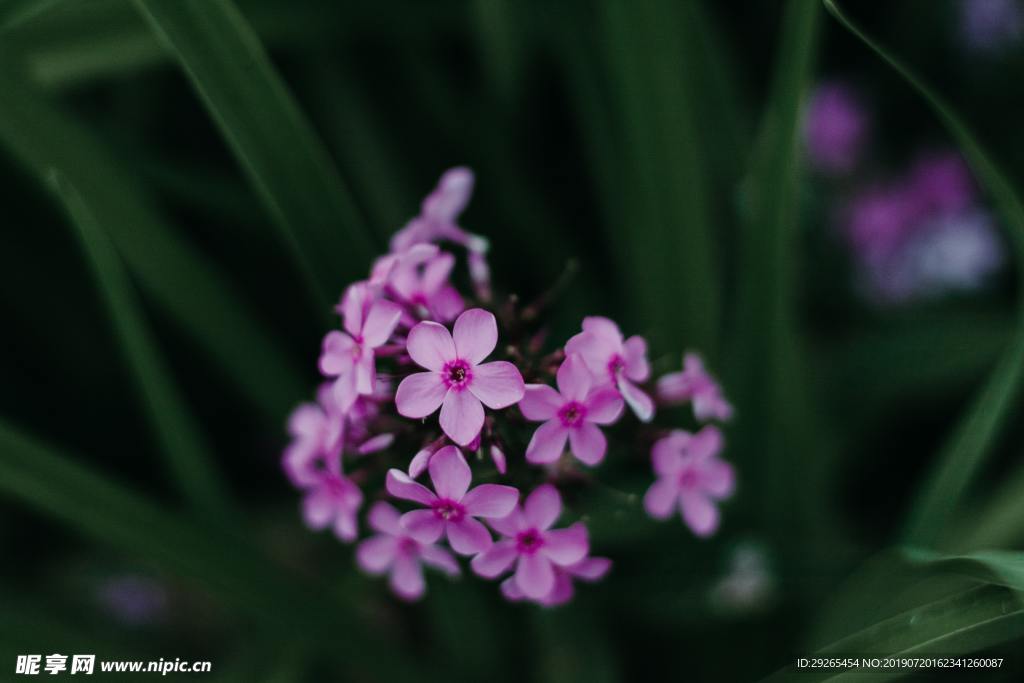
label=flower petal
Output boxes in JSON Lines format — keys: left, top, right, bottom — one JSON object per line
{"left": 701, "top": 459, "right": 736, "bottom": 499}
{"left": 390, "top": 555, "right": 425, "bottom": 601}
{"left": 541, "top": 523, "right": 589, "bottom": 566}
{"left": 439, "top": 390, "right": 485, "bottom": 446}
{"left": 568, "top": 556, "right": 612, "bottom": 581}
{"left": 421, "top": 252, "right": 456, "bottom": 293}
{"left": 556, "top": 353, "right": 592, "bottom": 401}
{"left": 617, "top": 377, "right": 655, "bottom": 422}
{"left": 488, "top": 508, "right": 527, "bottom": 537}
{"left": 356, "top": 535, "right": 396, "bottom": 574}
{"left": 468, "top": 361, "right": 525, "bottom": 409}
{"left": 463, "top": 484, "right": 519, "bottom": 518}
{"left": 406, "top": 320, "right": 455, "bottom": 371}
{"left": 420, "top": 545, "right": 461, "bottom": 577}
{"left": 428, "top": 446, "right": 472, "bottom": 501}
{"left": 400, "top": 509, "right": 445, "bottom": 543}
{"left": 332, "top": 509, "right": 358, "bottom": 542}
{"left": 407, "top": 447, "right": 433, "bottom": 479}
{"left": 446, "top": 517, "right": 493, "bottom": 555}
{"left": 470, "top": 539, "right": 518, "bottom": 578}
{"left": 525, "top": 420, "right": 569, "bottom": 464}
{"left": 568, "top": 422, "right": 607, "bottom": 465}
{"left": 583, "top": 387, "right": 624, "bottom": 425}
{"left": 318, "top": 331, "right": 355, "bottom": 376}
{"left": 357, "top": 433, "right": 394, "bottom": 455}
{"left": 385, "top": 469, "right": 437, "bottom": 505}
{"left": 542, "top": 573, "right": 575, "bottom": 606}
{"left": 452, "top": 308, "right": 498, "bottom": 364}
{"left": 515, "top": 553, "right": 555, "bottom": 599}
{"left": 301, "top": 490, "right": 333, "bottom": 530}
{"left": 395, "top": 372, "right": 447, "bottom": 419}
{"left": 622, "top": 335, "right": 650, "bottom": 382}
{"left": 500, "top": 576, "right": 525, "bottom": 601}
{"left": 429, "top": 285, "right": 464, "bottom": 322}
{"left": 680, "top": 491, "right": 719, "bottom": 537}
{"left": 367, "top": 501, "right": 403, "bottom": 535}
{"left": 361, "top": 300, "right": 402, "bottom": 348}
{"left": 524, "top": 484, "right": 562, "bottom": 530}
{"left": 643, "top": 478, "right": 678, "bottom": 519}
{"left": 519, "top": 384, "right": 563, "bottom": 421}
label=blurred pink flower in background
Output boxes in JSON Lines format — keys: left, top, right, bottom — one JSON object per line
{"left": 566, "top": 316, "right": 653, "bottom": 422}
{"left": 657, "top": 352, "right": 733, "bottom": 422}
{"left": 803, "top": 81, "right": 870, "bottom": 175}
{"left": 960, "top": 0, "right": 1023, "bottom": 52}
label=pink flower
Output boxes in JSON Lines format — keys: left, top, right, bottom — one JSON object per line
{"left": 803, "top": 81, "right": 869, "bottom": 175}
{"left": 644, "top": 426, "right": 734, "bottom": 537}
{"left": 282, "top": 384, "right": 345, "bottom": 487}
{"left": 356, "top": 502, "right": 460, "bottom": 601}
{"left": 471, "top": 484, "right": 589, "bottom": 599}
{"left": 520, "top": 354, "right": 624, "bottom": 465}
{"left": 395, "top": 308, "right": 525, "bottom": 445}
{"left": 390, "top": 167, "right": 487, "bottom": 255}
{"left": 500, "top": 556, "right": 611, "bottom": 606}
{"left": 300, "top": 468, "right": 363, "bottom": 542}
{"left": 319, "top": 283, "right": 402, "bottom": 411}
{"left": 385, "top": 446, "right": 519, "bottom": 555}
{"left": 565, "top": 317, "right": 653, "bottom": 422}
{"left": 387, "top": 250, "right": 464, "bottom": 322}
{"left": 656, "top": 352, "right": 733, "bottom": 422}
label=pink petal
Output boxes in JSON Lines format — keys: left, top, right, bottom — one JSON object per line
{"left": 367, "top": 501, "right": 403, "bottom": 535}
{"left": 357, "top": 433, "right": 394, "bottom": 455}
{"left": 490, "top": 445, "right": 507, "bottom": 475}
{"left": 428, "top": 446, "right": 472, "bottom": 501}
{"left": 401, "top": 509, "right": 445, "bottom": 543}
{"left": 556, "top": 354, "right": 592, "bottom": 401}
{"left": 524, "top": 484, "right": 562, "bottom": 530}
{"left": 564, "top": 331, "right": 616, "bottom": 378}
{"left": 439, "top": 390, "right": 485, "bottom": 446}
{"left": 407, "top": 447, "right": 433, "bottom": 478}
{"left": 519, "top": 384, "right": 563, "bottom": 421}
{"left": 331, "top": 369, "right": 360, "bottom": 412}
{"left": 468, "top": 361, "right": 525, "bottom": 409}
{"left": 694, "top": 393, "right": 734, "bottom": 422}
{"left": 617, "top": 377, "right": 654, "bottom": 422}
{"left": 488, "top": 508, "right": 527, "bottom": 537}
{"left": 691, "top": 425, "right": 725, "bottom": 460}
{"left": 515, "top": 553, "right": 555, "bottom": 599}
{"left": 429, "top": 285, "right": 464, "bottom": 322}
{"left": 680, "top": 492, "right": 719, "bottom": 537}
{"left": 651, "top": 431, "right": 690, "bottom": 475}
{"left": 420, "top": 545, "right": 461, "bottom": 577}
{"left": 541, "top": 523, "right": 589, "bottom": 566}
{"left": 500, "top": 577, "right": 525, "bottom": 601}
{"left": 395, "top": 372, "right": 447, "bottom": 419}
{"left": 355, "top": 353, "right": 375, "bottom": 396}
{"left": 423, "top": 166, "right": 474, "bottom": 223}
{"left": 421, "top": 252, "right": 456, "bottom": 293}
{"left": 406, "top": 321, "right": 455, "bottom": 371}
{"left": 568, "top": 557, "right": 612, "bottom": 581}
{"left": 568, "top": 423, "right": 606, "bottom": 465}
{"left": 583, "top": 387, "right": 624, "bottom": 425}
{"left": 385, "top": 469, "right": 438, "bottom": 505}
{"left": 622, "top": 335, "right": 650, "bottom": 382}
{"left": 287, "top": 403, "right": 324, "bottom": 438}
{"left": 581, "top": 316, "right": 623, "bottom": 343}
{"left": 446, "top": 517, "right": 493, "bottom": 555}
{"left": 542, "top": 573, "right": 575, "bottom": 606}
{"left": 301, "top": 490, "right": 333, "bottom": 530}
{"left": 356, "top": 535, "right": 396, "bottom": 573}
{"left": 390, "top": 554, "right": 425, "bottom": 601}
{"left": 701, "top": 459, "right": 736, "bottom": 499}
{"left": 340, "top": 283, "right": 369, "bottom": 338}
{"left": 643, "top": 478, "right": 679, "bottom": 519}
{"left": 318, "top": 331, "right": 355, "bottom": 376}
{"left": 525, "top": 420, "right": 569, "bottom": 464}
{"left": 333, "top": 509, "right": 358, "bottom": 542}
{"left": 462, "top": 484, "right": 519, "bottom": 518}
{"left": 361, "top": 300, "right": 402, "bottom": 347}
{"left": 470, "top": 539, "right": 518, "bottom": 578}
{"left": 452, "top": 308, "right": 498, "bottom": 364}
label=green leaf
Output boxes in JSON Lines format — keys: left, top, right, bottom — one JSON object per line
{"left": 763, "top": 585, "right": 1024, "bottom": 682}
{"left": 904, "top": 549, "right": 1024, "bottom": 591}
{"left": 0, "top": 0, "right": 70, "bottom": 30}
{"left": 595, "top": 0, "right": 721, "bottom": 352}
{"left": 0, "top": 418, "right": 421, "bottom": 680}
{"left": 821, "top": 0, "right": 1024, "bottom": 549}
{"left": 948, "top": 458, "right": 1024, "bottom": 551}
{"left": 0, "top": 59, "right": 304, "bottom": 421}
{"left": 49, "top": 170, "right": 231, "bottom": 519}
{"left": 134, "top": 0, "right": 377, "bottom": 308}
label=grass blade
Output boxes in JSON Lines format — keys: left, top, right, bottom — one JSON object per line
{"left": 822, "top": 0, "right": 1024, "bottom": 549}
{"left": 49, "top": 170, "right": 231, "bottom": 519}
{"left": 0, "top": 418, "right": 422, "bottom": 681}
{"left": 134, "top": 0, "right": 378, "bottom": 307}
{"left": 0, "top": 59, "right": 304, "bottom": 421}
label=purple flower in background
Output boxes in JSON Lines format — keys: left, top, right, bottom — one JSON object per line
{"left": 899, "top": 210, "right": 1005, "bottom": 296}
{"left": 319, "top": 283, "right": 402, "bottom": 411}
{"left": 843, "top": 183, "right": 920, "bottom": 267}
{"left": 471, "top": 484, "right": 589, "bottom": 599}
{"left": 500, "top": 556, "right": 611, "bottom": 606}
{"left": 386, "top": 446, "right": 519, "bottom": 555}
{"left": 644, "top": 426, "right": 735, "bottom": 537}
{"left": 565, "top": 316, "right": 654, "bottom": 422}
{"left": 281, "top": 383, "right": 344, "bottom": 487}
{"left": 519, "top": 353, "right": 624, "bottom": 465}
{"left": 803, "top": 81, "right": 870, "bottom": 174}
{"left": 356, "top": 502, "right": 460, "bottom": 601}
{"left": 657, "top": 352, "right": 733, "bottom": 422}
{"left": 395, "top": 308, "right": 525, "bottom": 446}
{"left": 905, "top": 152, "right": 976, "bottom": 219}
{"left": 96, "top": 575, "right": 168, "bottom": 625}
{"left": 300, "top": 468, "right": 364, "bottom": 542}
{"left": 961, "top": 0, "right": 1023, "bottom": 52}
{"left": 387, "top": 249, "right": 465, "bottom": 322}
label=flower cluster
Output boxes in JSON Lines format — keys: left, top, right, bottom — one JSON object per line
{"left": 282, "top": 168, "right": 736, "bottom": 604}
